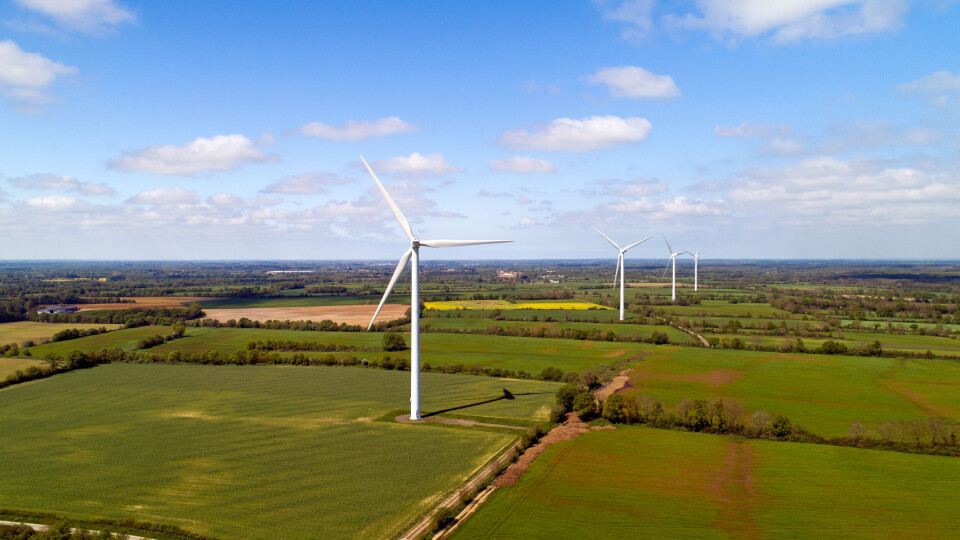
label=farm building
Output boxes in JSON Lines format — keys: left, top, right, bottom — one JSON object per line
{"left": 36, "top": 305, "right": 79, "bottom": 314}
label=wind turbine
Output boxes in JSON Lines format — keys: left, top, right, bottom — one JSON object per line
{"left": 684, "top": 248, "right": 703, "bottom": 292}
{"left": 662, "top": 235, "right": 684, "bottom": 302}
{"left": 362, "top": 156, "right": 512, "bottom": 421}
{"left": 593, "top": 227, "right": 652, "bottom": 321}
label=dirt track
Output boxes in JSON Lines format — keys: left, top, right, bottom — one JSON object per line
{"left": 201, "top": 305, "right": 410, "bottom": 325}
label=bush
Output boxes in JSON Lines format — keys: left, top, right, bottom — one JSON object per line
{"left": 549, "top": 405, "right": 567, "bottom": 424}
{"left": 540, "top": 366, "right": 564, "bottom": 381}
{"left": 601, "top": 394, "right": 626, "bottom": 423}
{"left": 381, "top": 333, "right": 407, "bottom": 351}
{"left": 772, "top": 414, "right": 792, "bottom": 437}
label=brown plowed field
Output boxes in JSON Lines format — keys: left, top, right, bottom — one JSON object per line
{"left": 201, "top": 305, "right": 410, "bottom": 325}
{"left": 76, "top": 297, "right": 218, "bottom": 310}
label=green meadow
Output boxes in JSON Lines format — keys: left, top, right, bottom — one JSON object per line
{"left": 0, "top": 363, "right": 559, "bottom": 539}
{"left": 0, "top": 357, "right": 45, "bottom": 379}
{"left": 625, "top": 345, "right": 960, "bottom": 436}
{"left": 421, "top": 316, "right": 694, "bottom": 344}
{"left": 27, "top": 327, "right": 640, "bottom": 375}
{"left": 452, "top": 427, "right": 960, "bottom": 539}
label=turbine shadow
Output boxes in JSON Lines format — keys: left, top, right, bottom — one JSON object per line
{"left": 422, "top": 389, "right": 552, "bottom": 418}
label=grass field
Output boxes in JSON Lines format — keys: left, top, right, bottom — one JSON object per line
{"left": 0, "top": 321, "right": 123, "bottom": 346}
{"left": 623, "top": 345, "right": 960, "bottom": 436}
{"left": 421, "top": 317, "right": 694, "bottom": 344}
{"left": 657, "top": 301, "right": 792, "bottom": 318}
{"left": 27, "top": 327, "right": 641, "bottom": 375}
{"left": 451, "top": 426, "right": 960, "bottom": 539}
{"left": 0, "top": 364, "right": 559, "bottom": 539}
{"left": 425, "top": 300, "right": 612, "bottom": 311}
{"left": 0, "top": 357, "right": 45, "bottom": 379}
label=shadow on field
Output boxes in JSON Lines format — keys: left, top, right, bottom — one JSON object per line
{"left": 422, "top": 388, "right": 553, "bottom": 417}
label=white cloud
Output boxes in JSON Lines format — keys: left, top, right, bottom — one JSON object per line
{"left": 22, "top": 194, "right": 91, "bottom": 211}
{"left": 126, "top": 187, "right": 199, "bottom": 205}
{"left": 896, "top": 71, "right": 960, "bottom": 108}
{"left": 261, "top": 172, "right": 353, "bottom": 194}
{"left": 207, "top": 193, "right": 281, "bottom": 208}
{"left": 478, "top": 189, "right": 512, "bottom": 198}
{"left": 715, "top": 157, "right": 960, "bottom": 225}
{"left": 15, "top": 0, "right": 135, "bottom": 32}
{"left": 598, "top": 0, "right": 655, "bottom": 43}
{"left": 659, "top": 0, "right": 907, "bottom": 43}
{"left": 0, "top": 40, "right": 77, "bottom": 107}
{"left": 488, "top": 156, "right": 557, "bottom": 173}
{"left": 499, "top": 115, "right": 652, "bottom": 152}
{"left": 365, "top": 152, "right": 462, "bottom": 178}
{"left": 10, "top": 173, "right": 116, "bottom": 195}
{"left": 517, "top": 217, "right": 540, "bottom": 228}
{"left": 584, "top": 66, "right": 680, "bottom": 99}
{"left": 296, "top": 116, "right": 416, "bottom": 141}
{"left": 109, "top": 134, "right": 278, "bottom": 176}
{"left": 714, "top": 122, "right": 793, "bottom": 138}
{"left": 598, "top": 178, "right": 669, "bottom": 197}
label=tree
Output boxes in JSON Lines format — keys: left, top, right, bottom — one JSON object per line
{"left": 555, "top": 383, "right": 579, "bottom": 411}
{"left": 381, "top": 333, "right": 407, "bottom": 352}
{"left": 772, "top": 414, "right": 792, "bottom": 437}
{"left": 602, "top": 394, "right": 626, "bottom": 423}
{"left": 573, "top": 391, "right": 597, "bottom": 420}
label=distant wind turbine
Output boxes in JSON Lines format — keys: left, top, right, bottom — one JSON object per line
{"left": 362, "top": 156, "right": 512, "bottom": 421}
{"left": 662, "top": 235, "right": 684, "bottom": 302}
{"left": 684, "top": 248, "right": 703, "bottom": 292}
{"left": 593, "top": 227, "right": 652, "bottom": 321}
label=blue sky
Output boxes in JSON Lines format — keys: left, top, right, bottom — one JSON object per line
{"left": 1, "top": 0, "right": 958, "bottom": 260}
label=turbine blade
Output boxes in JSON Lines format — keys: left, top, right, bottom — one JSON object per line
{"left": 696, "top": 248, "right": 703, "bottom": 257}
{"left": 622, "top": 235, "right": 653, "bottom": 253}
{"left": 368, "top": 248, "right": 413, "bottom": 329}
{"left": 361, "top": 155, "right": 414, "bottom": 241}
{"left": 592, "top": 227, "right": 621, "bottom": 250}
{"left": 419, "top": 239, "right": 512, "bottom": 248}
{"left": 663, "top": 234, "right": 673, "bottom": 254}
{"left": 662, "top": 257, "right": 671, "bottom": 278}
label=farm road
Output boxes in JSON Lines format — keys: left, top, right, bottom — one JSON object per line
{"left": 0, "top": 521, "right": 153, "bottom": 540}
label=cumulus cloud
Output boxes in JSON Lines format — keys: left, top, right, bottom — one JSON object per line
{"left": 488, "top": 156, "right": 557, "bottom": 173}
{"left": 261, "top": 172, "right": 354, "bottom": 194}
{"left": 0, "top": 40, "right": 77, "bottom": 108}
{"left": 598, "top": 0, "right": 655, "bottom": 42}
{"left": 364, "top": 152, "right": 462, "bottom": 178}
{"left": 109, "top": 134, "right": 278, "bottom": 176}
{"left": 896, "top": 71, "right": 960, "bottom": 108}
{"left": 207, "top": 193, "right": 281, "bottom": 208}
{"left": 499, "top": 116, "right": 652, "bottom": 153}
{"left": 15, "top": 0, "right": 135, "bottom": 32}
{"left": 126, "top": 187, "right": 199, "bottom": 205}
{"left": 584, "top": 66, "right": 680, "bottom": 99}
{"left": 10, "top": 173, "right": 116, "bottom": 195}
{"left": 22, "top": 194, "right": 92, "bottom": 211}
{"left": 710, "top": 157, "right": 960, "bottom": 225}
{"left": 714, "top": 121, "right": 803, "bottom": 155}
{"left": 597, "top": 178, "right": 669, "bottom": 197}
{"left": 295, "top": 116, "right": 416, "bottom": 141}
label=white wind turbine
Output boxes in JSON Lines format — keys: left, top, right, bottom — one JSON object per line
{"left": 362, "top": 156, "right": 512, "bottom": 421}
{"left": 662, "top": 235, "right": 684, "bottom": 302}
{"left": 684, "top": 248, "right": 703, "bottom": 292}
{"left": 593, "top": 227, "right": 652, "bottom": 321}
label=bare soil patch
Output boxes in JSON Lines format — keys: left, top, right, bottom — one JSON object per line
{"left": 594, "top": 369, "right": 633, "bottom": 403}
{"left": 201, "top": 304, "right": 409, "bottom": 325}
{"left": 601, "top": 348, "right": 630, "bottom": 358}
{"left": 495, "top": 412, "right": 599, "bottom": 487}
{"left": 76, "top": 296, "right": 216, "bottom": 311}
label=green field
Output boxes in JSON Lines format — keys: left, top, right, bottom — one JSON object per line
{"left": 624, "top": 345, "right": 960, "bottom": 436}
{"left": 0, "top": 321, "right": 123, "bottom": 346}
{"left": 425, "top": 300, "right": 612, "bottom": 311}
{"left": 28, "top": 326, "right": 641, "bottom": 375}
{"left": 452, "top": 427, "right": 960, "bottom": 539}
{"left": 422, "top": 316, "right": 694, "bottom": 344}
{"left": 0, "top": 364, "right": 559, "bottom": 539}
{"left": 657, "top": 301, "right": 792, "bottom": 318}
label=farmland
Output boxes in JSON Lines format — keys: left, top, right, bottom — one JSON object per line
{"left": 0, "top": 321, "right": 122, "bottom": 346}
{"left": 2, "top": 259, "right": 960, "bottom": 537}
{"left": 0, "top": 363, "right": 559, "bottom": 539}
{"left": 451, "top": 426, "right": 960, "bottom": 539}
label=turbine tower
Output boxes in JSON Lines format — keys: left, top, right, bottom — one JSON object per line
{"left": 593, "top": 227, "right": 652, "bottom": 321}
{"left": 362, "top": 156, "right": 511, "bottom": 420}
{"left": 663, "top": 235, "right": 684, "bottom": 302}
